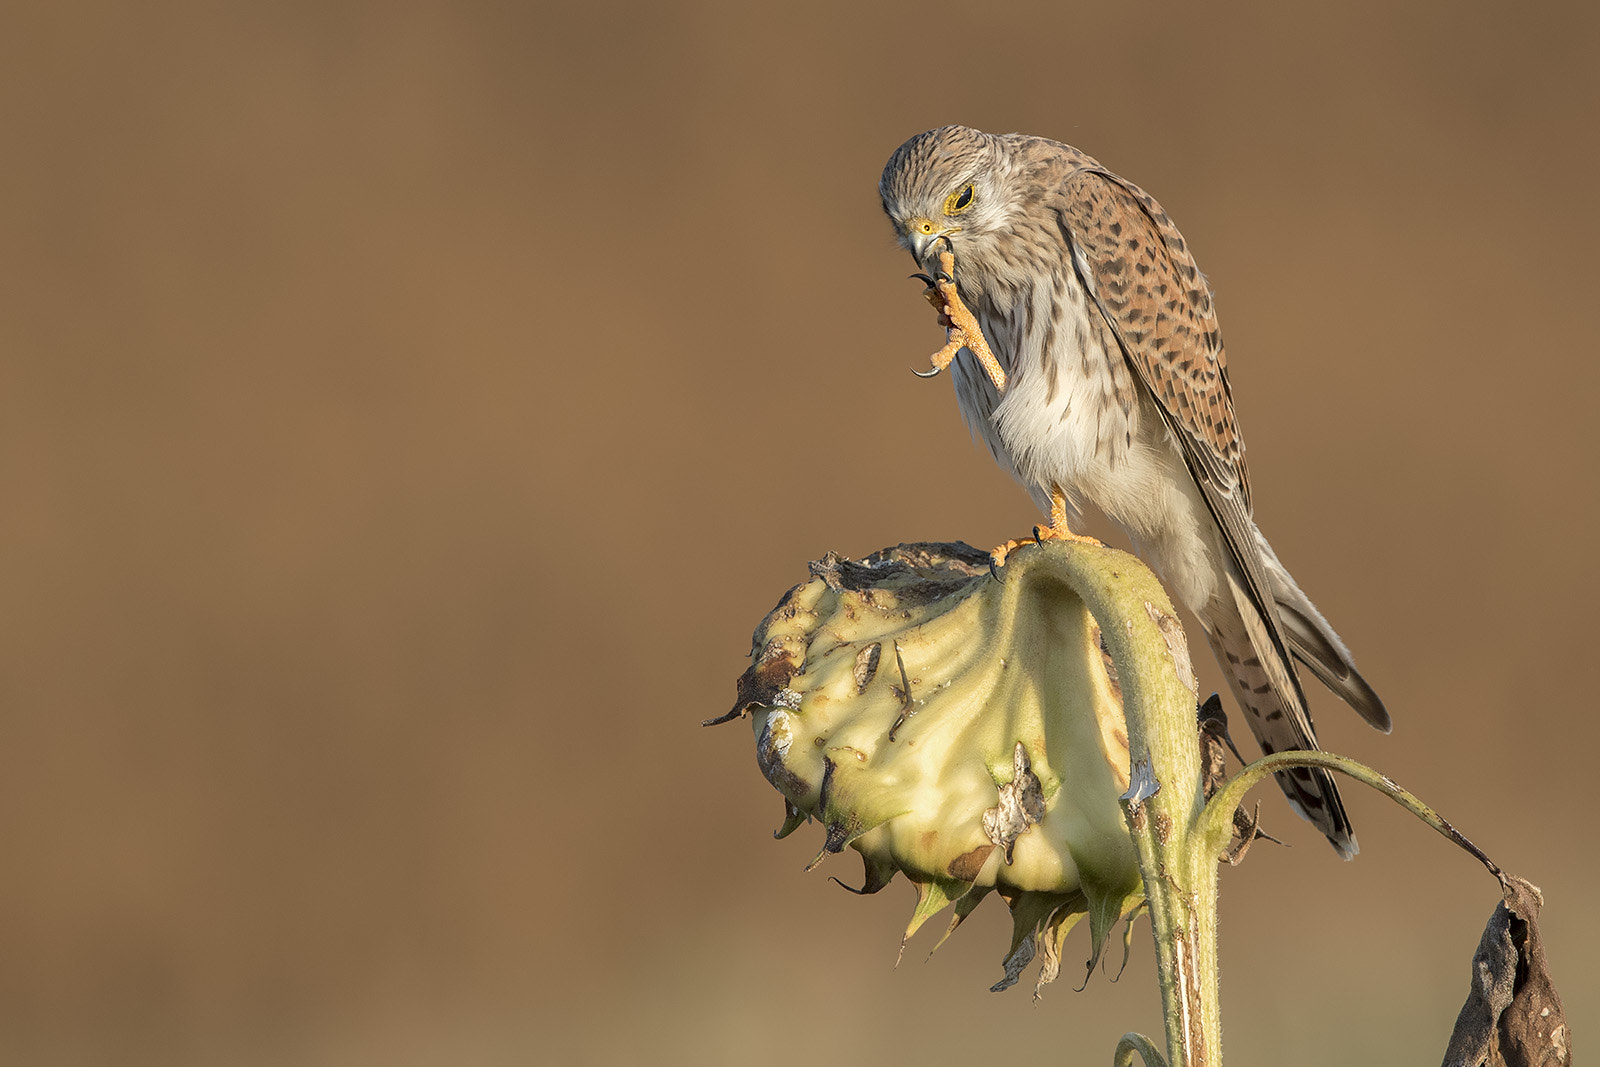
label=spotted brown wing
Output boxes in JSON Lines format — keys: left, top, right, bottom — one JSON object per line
{"left": 1056, "top": 171, "right": 1250, "bottom": 510}
{"left": 1056, "top": 167, "right": 1291, "bottom": 676}
{"left": 1056, "top": 168, "right": 1362, "bottom": 851}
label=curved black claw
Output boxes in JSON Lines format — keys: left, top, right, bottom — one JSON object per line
{"left": 988, "top": 557, "right": 1005, "bottom": 582}
{"left": 911, "top": 365, "right": 944, "bottom": 379}
{"left": 931, "top": 270, "right": 953, "bottom": 283}
{"left": 908, "top": 272, "right": 936, "bottom": 286}
{"left": 932, "top": 234, "right": 955, "bottom": 256}
{"left": 1032, "top": 525, "right": 1047, "bottom": 545}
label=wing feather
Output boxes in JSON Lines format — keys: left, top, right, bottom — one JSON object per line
{"left": 1056, "top": 169, "right": 1313, "bottom": 724}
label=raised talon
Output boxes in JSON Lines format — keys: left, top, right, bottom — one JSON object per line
{"left": 917, "top": 249, "right": 1007, "bottom": 392}
{"left": 909, "top": 272, "right": 935, "bottom": 285}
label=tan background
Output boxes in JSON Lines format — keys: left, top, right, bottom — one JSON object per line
{"left": 3, "top": 1, "right": 1595, "bottom": 1062}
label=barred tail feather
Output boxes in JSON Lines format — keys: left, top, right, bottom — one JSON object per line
{"left": 1205, "top": 570, "right": 1358, "bottom": 858}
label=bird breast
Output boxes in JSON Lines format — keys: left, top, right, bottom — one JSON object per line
{"left": 972, "top": 273, "right": 1140, "bottom": 506}
{"left": 956, "top": 275, "right": 1223, "bottom": 612}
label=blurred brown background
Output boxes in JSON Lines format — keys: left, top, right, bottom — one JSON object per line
{"left": 2, "top": 1, "right": 1595, "bottom": 1062}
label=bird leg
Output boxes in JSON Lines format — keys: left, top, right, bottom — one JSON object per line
{"left": 914, "top": 249, "right": 1007, "bottom": 393}
{"left": 991, "top": 489, "right": 1104, "bottom": 569}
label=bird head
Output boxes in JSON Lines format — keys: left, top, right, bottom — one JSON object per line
{"left": 879, "top": 125, "right": 1011, "bottom": 271}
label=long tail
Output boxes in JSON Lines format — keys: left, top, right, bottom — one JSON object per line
{"left": 1203, "top": 564, "right": 1360, "bottom": 857}
{"left": 1254, "top": 532, "right": 1391, "bottom": 733}
{"left": 1200, "top": 527, "right": 1389, "bottom": 857}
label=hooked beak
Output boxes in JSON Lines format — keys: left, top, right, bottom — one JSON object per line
{"left": 905, "top": 218, "right": 955, "bottom": 263}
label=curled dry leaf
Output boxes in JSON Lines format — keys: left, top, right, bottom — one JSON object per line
{"left": 1442, "top": 876, "right": 1569, "bottom": 1067}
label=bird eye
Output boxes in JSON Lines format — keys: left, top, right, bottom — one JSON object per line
{"left": 945, "top": 184, "right": 975, "bottom": 215}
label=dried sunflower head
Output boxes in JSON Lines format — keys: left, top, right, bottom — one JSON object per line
{"left": 711, "top": 542, "right": 1166, "bottom": 994}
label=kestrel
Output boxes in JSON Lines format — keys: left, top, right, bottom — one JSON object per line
{"left": 880, "top": 125, "right": 1391, "bottom": 857}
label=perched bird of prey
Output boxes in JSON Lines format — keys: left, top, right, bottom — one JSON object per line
{"left": 880, "top": 125, "right": 1390, "bottom": 857}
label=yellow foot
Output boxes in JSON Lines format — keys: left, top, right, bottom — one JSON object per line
{"left": 914, "top": 250, "right": 1007, "bottom": 393}
{"left": 988, "top": 491, "right": 1104, "bottom": 571}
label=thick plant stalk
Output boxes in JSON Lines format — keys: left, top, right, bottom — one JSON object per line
{"left": 1034, "top": 541, "right": 1218, "bottom": 1067}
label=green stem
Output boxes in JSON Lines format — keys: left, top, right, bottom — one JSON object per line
{"left": 1115, "top": 1031, "right": 1170, "bottom": 1067}
{"left": 1033, "top": 542, "right": 1219, "bottom": 1067}
{"left": 1199, "top": 750, "right": 1506, "bottom": 890}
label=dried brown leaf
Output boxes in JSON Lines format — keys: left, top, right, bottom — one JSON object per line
{"left": 1442, "top": 876, "right": 1569, "bottom": 1067}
